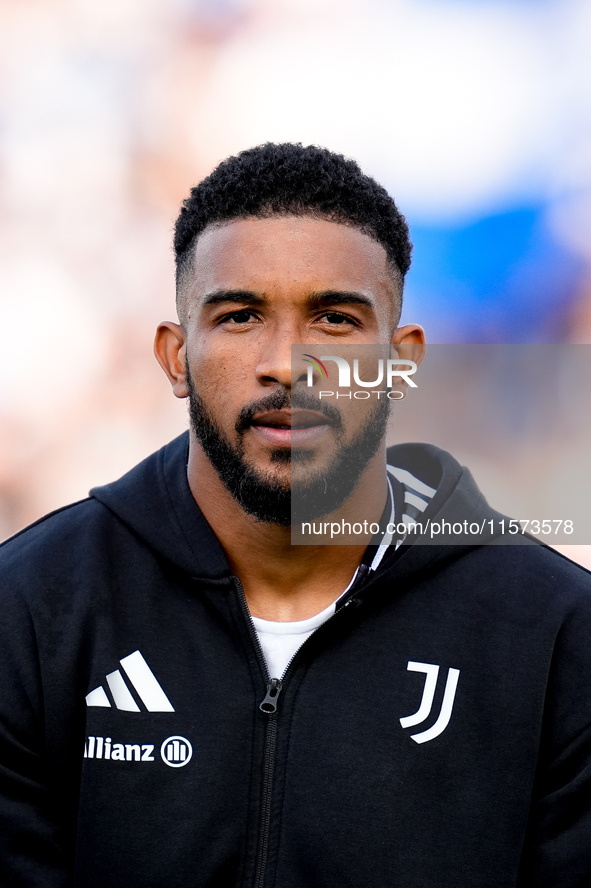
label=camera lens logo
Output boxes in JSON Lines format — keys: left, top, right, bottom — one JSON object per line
{"left": 160, "top": 735, "right": 193, "bottom": 768}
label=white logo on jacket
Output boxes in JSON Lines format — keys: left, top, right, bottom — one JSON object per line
{"left": 400, "top": 661, "right": 460, "bottom": 744}
{"left": 83, "top": 734, "right": 193, "bottom": 769}
{"left": 85, "top": 650, "right": 175, "bottom": 712}
{"left": 161, "top": 736, "right": 193, "bottom": 768}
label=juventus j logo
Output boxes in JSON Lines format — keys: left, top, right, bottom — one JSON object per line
{"left": 399, "top": 661, "right": 460, "bottom": 744}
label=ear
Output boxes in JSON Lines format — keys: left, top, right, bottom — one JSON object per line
{"left": 389, "top": 324, "right": 426, "bottom": 396}
{"left": 154, "top": 322, "right": 189, "bottom": 399}
{"left": 391, "top": 324, "right": 426, "bottom": 364}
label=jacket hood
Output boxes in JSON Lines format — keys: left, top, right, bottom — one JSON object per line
{"left": 90, "top": 432, "right": 507, "bottom": 583}
{"left": 91, "top": 433, "right": 231, "bottom": 581}
{"left": 387, "top": 441, "right": 498, "bottom": 530}
{"left": 381, "top": 441, "right": 513, "bottom": 580}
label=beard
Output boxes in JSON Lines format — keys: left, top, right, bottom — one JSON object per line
{"left": 186, "top": 362, "right": 390, "bottom": 526}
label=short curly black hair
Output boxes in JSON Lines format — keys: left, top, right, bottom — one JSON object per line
{"left": 174, "top": 142, "right": 412, "bottom": 321}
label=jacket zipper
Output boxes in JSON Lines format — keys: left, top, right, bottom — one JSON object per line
{"left": 233, "top": 575, "right": 366, "bottom": 888}
{"left": 234, "top": 578, "right": 282, "bottom": 888}
{"left": 253, "top": 686, "right": 280, "bottom": 888}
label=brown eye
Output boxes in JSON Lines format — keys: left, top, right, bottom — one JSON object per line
{"left": 226, "top": 310, "right": 254, "bottom": 323}
{"left": 321, "top": 312, "right": 355, "bottom": 325}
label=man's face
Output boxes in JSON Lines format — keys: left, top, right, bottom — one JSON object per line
{"left": 172, "top": 216, "right": 408, "bottom": 523}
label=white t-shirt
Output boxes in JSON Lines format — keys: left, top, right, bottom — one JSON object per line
{"left": 251, "top": 600, "right": 338, "bottom": 679}
{"left": 251, "top": 569, "right": 361, "bottom": 679}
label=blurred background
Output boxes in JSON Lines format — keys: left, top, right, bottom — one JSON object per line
{"left": 1, "top": 0, "right": 590, "bottom": 566}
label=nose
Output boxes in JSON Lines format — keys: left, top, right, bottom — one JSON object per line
{"left": 255, "top": 331, "right": 309, "bottom": 388}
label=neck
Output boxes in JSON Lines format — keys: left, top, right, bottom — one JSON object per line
{"left": 187, "top": 433, "right": 388, "bottom": 621}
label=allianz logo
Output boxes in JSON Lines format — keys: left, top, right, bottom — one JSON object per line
{"left": 84, "top": 734, "right": 192, "bottom": 768}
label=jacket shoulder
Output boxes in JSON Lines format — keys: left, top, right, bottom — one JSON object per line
{"left": 481, "top": 542, "right": 591, "bottom": 601}
{"left": 0, "top": 497, "right": 122, "bottom": 594}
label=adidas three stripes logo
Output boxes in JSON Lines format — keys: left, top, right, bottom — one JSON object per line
{"left": 86, "top": 651, "right": 174, "bottom": 712}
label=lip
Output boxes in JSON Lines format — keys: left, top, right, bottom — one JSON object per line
{"left": 250, "top": 409, "right": 331, "bottom": 447}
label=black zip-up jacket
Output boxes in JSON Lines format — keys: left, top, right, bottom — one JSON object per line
{"left": 1, "top": 432, "right": 591, "bottom": 887}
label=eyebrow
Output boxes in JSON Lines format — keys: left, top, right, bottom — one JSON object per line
{"left": 201, "top": 289, "right": 375, "bottom": 309}
{"left": 201, "top": 290, "right": 265, "bottom": 307}
{"left": 308, "top": 290, "right": 374, "bottom": 309}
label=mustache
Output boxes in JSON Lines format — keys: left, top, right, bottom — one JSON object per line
{"left": 235, "top": 388, "right": 343, "bottom": 434}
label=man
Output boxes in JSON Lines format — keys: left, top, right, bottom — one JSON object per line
{"left": 1, "top": 143, "right": 590, "bottom": 887}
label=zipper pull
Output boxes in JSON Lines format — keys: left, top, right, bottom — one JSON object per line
{"left": 260, "top": 678, "right": 283, "bottom": 713}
